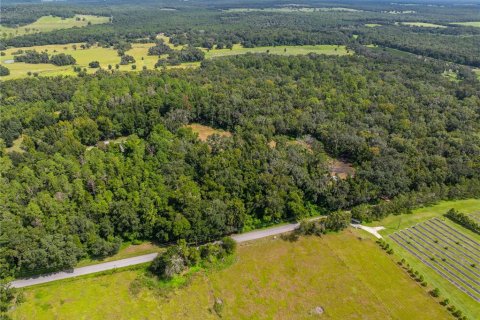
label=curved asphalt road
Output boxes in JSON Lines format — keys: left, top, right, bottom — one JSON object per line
{"left": 11, "top": 221, "right": 302, "bottom": 288}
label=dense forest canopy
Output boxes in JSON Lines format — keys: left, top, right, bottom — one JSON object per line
{"left": 1, "top": 49, "right": 479, "bottom": 277}
{"left": 0, "top": 0, "right": 480, "bottom": 280}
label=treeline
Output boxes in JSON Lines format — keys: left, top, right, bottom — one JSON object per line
{"left": 155, "top": 46, "right": 205, "bottom": 66}
{"left": 445, "top": 209, "right": 480, "bottom": 234}
{"left": 14, "top": 50, "right": 76, "bottom": 66}
{"left": 3, "top": 3, "right": 479, "bottom": 67}
{"left": 360, "top": 26, "right": 480, "bottom": 67}
{"left": 0, "top": 52, "right": 479, "bottom": 278}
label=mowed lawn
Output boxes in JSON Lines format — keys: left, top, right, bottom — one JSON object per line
{"left": 0, "top": 42, "right": 349, "bottom": 80}
{"left": 11, "top": 229, "right": 449, "bottom": 320}
{"left": 0, "top": 15, "right": 109, "bottom": 38}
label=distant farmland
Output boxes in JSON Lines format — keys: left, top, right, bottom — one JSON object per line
{"left": 389, "top": 218, "right": 480, "bottom": 302}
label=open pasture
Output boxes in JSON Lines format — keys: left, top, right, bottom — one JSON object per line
{"left": 1, "top": 42, "right": 349, "bottom": 80}
{"left": 0, "top": 43, "right": 159, "bottom": 79}
{"left": 0, "top": 15, "right": 109, "bottom": 38}
{"left": 450, "top": 22, "right": 480, "bottom": 28}
{"left": 400, "top": 22, "right": 447, "bottom": 28}
{"left": 10, "top": 229, "right": 450, "bottom": 319}
{"left": 205, "top": 44, "right": 350, "bottom": 58}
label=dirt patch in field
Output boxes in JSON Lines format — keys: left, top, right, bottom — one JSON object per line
{"left": 329, "top": 159, "right": 355, "bottom": 179}
{"left": 186, "top": 123, "right": 232, "bottom": 142}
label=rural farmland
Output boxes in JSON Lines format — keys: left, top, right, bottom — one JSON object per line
{"left": 2, "top": 0, "right": 480, "bottom": 318}
{"left": 389, "top": 218, "right": 480, "bottom": 302}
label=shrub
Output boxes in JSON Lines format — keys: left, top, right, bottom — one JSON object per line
{"left": 150, "top": 247, "right": 186, "bottom": 279}
{"left": 430, "top": 288, "right": 440, "bottom": 297}
{"left": 120, "top": 55, "right": 135, "bottom": 65}
{"left": 89, "top": 61, "right": 100, "bottom": 68}
{"left": 50, "top": 53, "right": 76, "bottom": 66}
{"left": 221, "top": 237, "right": 237, "bottom": 255}
{"left": 445, "top": 208, "right": 480, "bottom": 234}
{"left": 0, "top": 65, "right": 9, "bottom": 76}
{"left": 148, "top": 41, "right": 172, "bottom": 56}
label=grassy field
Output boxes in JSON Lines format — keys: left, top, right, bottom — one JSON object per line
{"left": 0, "top": 42, "right": 349, "bottom": 80}
{"left": 205, "top": 44, "right": 350, "bottom": 58}
{"left": 367, "top": 199, "right": 480, "bottom": 319}
{"left": 10, "top": 228, "right": 450, "bottom": 319}
{"left": 0, "top": 43, "right": 148, "bottom": 79}
{"left": 474, "top": 69, "right": 480, "bottom": 80}
{"left": 367, "top": 199, "right": 480, "bottom": 236}
{"left": 387, "top": 219, "right": 480, "bottom": 320}
{"left": 0, "top": 15, "right": 109, "bottom": 38}
{"left": 450, "top": 22, "right": 480, "bottom": 28}
{"left": 401, "top": 22, "right": 447, "bottom": 28}
{"left": 365, "top": 23, "right": 382, "bottom": 27}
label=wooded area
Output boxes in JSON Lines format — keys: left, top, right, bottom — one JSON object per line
{"left": 1, "top": 49, "right": 479, "bottom": 277}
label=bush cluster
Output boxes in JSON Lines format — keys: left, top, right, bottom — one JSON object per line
{"left": 445, "top": 208, "right": 480, "bottom": 234}
{"left": 150, "top": 237, "right": 236, "bottom": 279}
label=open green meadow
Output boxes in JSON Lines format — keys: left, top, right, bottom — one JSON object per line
{"left": 450, "top": 22, "right": 480, "bottom": 28}
{"left": 369, "top": 199, "right": 480, "bottom": 319}
{"left": 474, "top": 69, "right": 480, "bottom": 80}
{"left": 10, "top": 229, "right": 449, "bottom": 319}
{"left": 0, "top": 15, "right": 110, "bottom": 38}
{"left": 367, "top": 199, "right": 480, "bottom": 236}
{"left": 205, "top": 44, "right": 350, "bottom": 58}
{"left": 401, "top": 22, "right": 447, "bottom": 28}
{"left": 0, "top": 41, "right": 349, "bottom": 80}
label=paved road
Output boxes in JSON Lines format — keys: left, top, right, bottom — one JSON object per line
{"left": 11, "top": 221, "right": 302, "bottom": 288}
{"left": 231, "top": 223, "right": 300, "bottom": 242}
{"left": 11, "top": 253, "right": 159, "bottom": 288}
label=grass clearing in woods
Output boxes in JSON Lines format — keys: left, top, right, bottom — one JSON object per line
{"left": 400, "top": 22, "right": 447, "bottom": 28}
{"left": 0, "top": 15, "right": 110, "bottom": 38}
{"left": 450, "top": 21, "right": 480, "bottom": 28}
{"left": 185, "top": 124, "right": 232, "bottom": 142}
{"left": 1, "top": 41, "right": 350, "bottom": 80}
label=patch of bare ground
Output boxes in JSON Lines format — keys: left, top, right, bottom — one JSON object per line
{"left": 186, "top": 123, "right": 232, "bottom": 142}
{"left": 329, "top": 159, "right": 355, "bottom": 180}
